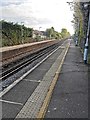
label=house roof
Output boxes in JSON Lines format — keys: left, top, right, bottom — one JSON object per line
{"left": 33, "top": 30, "right": 43, "bottom": 35}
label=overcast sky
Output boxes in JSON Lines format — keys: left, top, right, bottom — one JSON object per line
{"left": 1, "top": 0, "right": 74, "bottom": 34}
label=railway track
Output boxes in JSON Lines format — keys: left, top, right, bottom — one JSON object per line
{"left": 0, "top": 40, "right": 63, "bottom": 90}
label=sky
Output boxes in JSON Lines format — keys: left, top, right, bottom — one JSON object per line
{"left": 0, "top": 0, "right": 75, "bottom": 35}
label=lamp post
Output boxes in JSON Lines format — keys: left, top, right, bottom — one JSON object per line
{"left": 21, "top": 22, "right": 24, "bottom": 44}
{"left": 39, "top": 27, "right": 42, "bottom": 31}
{"left": 83, "top": 3, "right": 90, "bottom": 64}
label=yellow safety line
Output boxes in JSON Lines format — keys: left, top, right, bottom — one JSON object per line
{"left": 36, "top": 43, "right": 70, "bottom": 119}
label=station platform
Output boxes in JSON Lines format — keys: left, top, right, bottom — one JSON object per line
{"left": 8, "top": 39, "right": 88, "bottom": 119}
{"left": 45, "top": 40, "right": 88, "bottom": 118}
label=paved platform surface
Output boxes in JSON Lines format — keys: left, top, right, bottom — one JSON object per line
{"left": 45, "top": 39, "right": 88, "bottom": 118}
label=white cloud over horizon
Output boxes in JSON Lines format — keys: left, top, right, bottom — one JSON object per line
{"left": 1, "top": 0, "right": 74, "bottom": 34}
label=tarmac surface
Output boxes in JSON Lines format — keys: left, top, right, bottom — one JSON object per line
{"left": 45, "top": 39, "right": 88, "bottom": 118}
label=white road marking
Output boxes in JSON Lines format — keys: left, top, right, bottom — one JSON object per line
{"left": 0, "top": 99, "right": 23, "bottom": 105}
{"left": 23, "top": 79, "right": 41, "bottom": 83}
{"left": 60, "top": 46, "right": 65, "bottom": 48}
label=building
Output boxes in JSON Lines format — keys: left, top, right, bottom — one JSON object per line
{"left": 32, "top": 30, "right": 46, "bottom": 39}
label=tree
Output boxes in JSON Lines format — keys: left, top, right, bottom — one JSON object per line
{"left": 45, "top": 27, "right": 55, "bottom": 38}
{"left": 67, "top": 1, "right": 90, "bottom": 64}
{"left": 60, "top": 28, "right": 70, "bottom": 38}
{"left": 1, "top": 20, "right": 33, "bottom": 46}
{"left": 46, "top": 27, "right": 70, "bottom": 40}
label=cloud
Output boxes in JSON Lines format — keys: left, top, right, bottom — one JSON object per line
{"left": 1, "top": 0, "right": 52, "bottom": 27}
{"left": 0, "top": 0, "right": 74, "bottom": 34}
{"left": 0, "top": 0, "right": 29, "bottom": 6}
